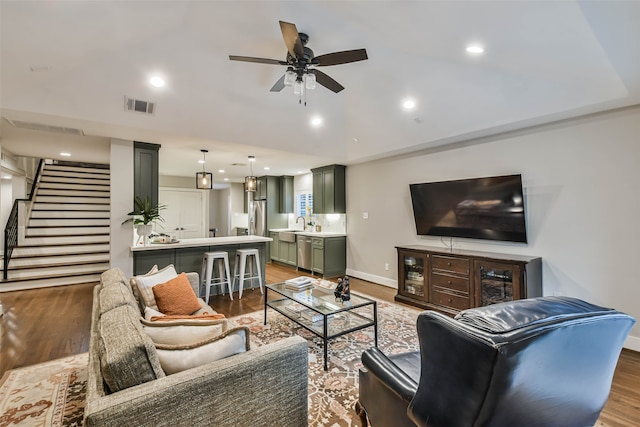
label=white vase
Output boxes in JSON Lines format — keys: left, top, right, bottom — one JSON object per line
{"left": 136, "top": 224, "right": 153, "bottom": 246}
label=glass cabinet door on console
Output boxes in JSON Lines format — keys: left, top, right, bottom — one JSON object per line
{"left": 398, "top": 250, "right": 428, "bottom": 301}
{"left": 474, "top": 260, "right": 522, "bottom": 307}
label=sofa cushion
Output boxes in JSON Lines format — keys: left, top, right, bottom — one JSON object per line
{"left": 131, "top": 265, "right": 178, "bottom": 310}
{"left": 98, "top": 304, "right": 165, "bottom": 393}
{"left": 144, "top": 306, "right": 165, "bottom": 320}
{"left": 101, "top": 268, "right": 128, "bottom": 290}
{"left": 152, "top": 273, "right": 202, "bottom": 315}
{"left": 99, "top": 281, "right": 138, "bottom": 315}
{"left": 141, "top": 317, "right": 227, "bottom": 346}
{"left": 155, "top": 327, "right": 250, "bottom": 374}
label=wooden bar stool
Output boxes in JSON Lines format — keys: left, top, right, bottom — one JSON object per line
{"left": 232, "top": 248, "right": 263, "bottom": 299}
{"left": 202, "top": 251, "right": 232, "bottom": 302}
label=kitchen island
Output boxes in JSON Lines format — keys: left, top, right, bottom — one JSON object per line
{"left": 131, "top": 235, "right": 272, "bottom": 296}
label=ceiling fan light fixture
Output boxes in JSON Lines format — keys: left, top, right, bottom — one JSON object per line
{"left": 294, "top": 78, "right": 304, "bottom": 95}
{"left": 305, "top": 70, "right": 317, "bottom": 90}
{"left": 284, "top": 68, "right": 296, "bottom": 86}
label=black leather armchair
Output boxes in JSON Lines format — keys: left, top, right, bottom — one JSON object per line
{"left": 357, "top": 296, "right": 635, "bottom": 427}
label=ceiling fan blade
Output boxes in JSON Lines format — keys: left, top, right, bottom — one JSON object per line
{"left": 270, "top": 75, "right": 286, "bottom": 92}
{"left": 315, "top": 70, "right": 344, "bottom": 93}
{"left": 229, "top": 55, "right": 286, "bottom": 65}
{"left": 279, "top": 21, "right": 304, "bottom": 59}
{"left": 313, "top": 49, "right": 368, "bottom": 66}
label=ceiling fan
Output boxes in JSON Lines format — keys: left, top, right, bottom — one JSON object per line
{"left": 229, "top": 20, "right": 368, "bottom": 97}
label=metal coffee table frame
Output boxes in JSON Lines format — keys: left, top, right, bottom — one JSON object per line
{"left": 265, "top": 283, "right": 378, "bottom": 370}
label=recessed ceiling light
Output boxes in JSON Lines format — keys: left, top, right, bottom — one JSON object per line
{"left": 264, "top": 167, "right": 270, "bottom": 170}
{"left": 310, "top": 116, "right": 323, "bottom": 127}
{"left": 297, "top": 171, "right": 304, "bottom": 174}
{"left": 2, "top": 175, "right": 11, "bottom": 179}
{"left": 223, "top": 178, "right": 229, "bottom": 181}
{"left": 353, "top": 138, "right": 359, "bottom": 143}
{"left": 198, "top": 159, "right": 205, "bottom": 164}
{"left": 218, "top": 169, "right": 225, "bottom": 173}
{"left": 60, "top": 152, "right": 71, "bottom": 157}
{"left": 150, "top": 76, "right": 165, "bottom": 87}
{"left": 402, "top": 99, "right": 416, "bottom": 110}
{"left": 466, "top": 45, "right": 484, "bottom": 54}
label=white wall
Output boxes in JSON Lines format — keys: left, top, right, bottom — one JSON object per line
{"left": 109, "top": 139, "right": 134, "bottom": 277}
{"left": 209, "top": 188, "right": 230, "bottom": 236}
{"left": 346, "top": 106, "right": 640, "bottom": 350}
{"left": 229, "top": 182, "right": 248, "bottom": 233}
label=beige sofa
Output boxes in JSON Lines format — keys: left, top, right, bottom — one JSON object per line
{"left": 84, "top": 268, "right": 309, "bottom": 427}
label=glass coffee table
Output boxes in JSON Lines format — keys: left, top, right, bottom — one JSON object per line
{"left": 265, "top": 283, "right": 378, "bottom": 370}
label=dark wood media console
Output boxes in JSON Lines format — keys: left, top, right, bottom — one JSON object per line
{"left": 396, "top": 245, "right": 542, "bottom": 316}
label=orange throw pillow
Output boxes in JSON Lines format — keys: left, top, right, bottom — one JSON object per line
{"left": 150, "top": 313, "right": 226, "bottom": 322}
{"left": 152, "top": 273, "right": 202, "bottom": 315}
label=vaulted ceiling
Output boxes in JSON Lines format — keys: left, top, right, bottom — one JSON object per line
{"left": 1, "top": 1, "right": 639, "bottom": 183}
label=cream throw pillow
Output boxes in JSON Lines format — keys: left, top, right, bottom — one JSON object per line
{"left": 141, "top": 319, "right": 226, "bottom": 346}
{"left": 129, "top": 265, "right": 158, "bottom": 306}
{"left": 155, "top": 327, "right": 250, "bottom": 374}
{"left": 132, "top": 265, "right": 178, "bottom": 310}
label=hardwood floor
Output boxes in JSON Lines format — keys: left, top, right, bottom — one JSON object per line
{"left": 0, "top": 263, "right": 638, "bottom": 426}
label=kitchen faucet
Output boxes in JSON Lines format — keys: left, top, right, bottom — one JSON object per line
{"left": 296, "top": 216, "right": 305, "bottom": 229}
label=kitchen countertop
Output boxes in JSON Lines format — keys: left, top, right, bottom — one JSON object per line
{"left": 269, "top": 229, "right": 347, "bottom": 238}
{"left": 131, "top": 235, "right": 272, "bottom": 252}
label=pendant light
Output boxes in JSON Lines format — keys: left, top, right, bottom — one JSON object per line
{"left": 244, "top": 155, "right": 257, "bottom": 192}
{"left": 196, "top": 149, "right": 213, "bottom": 189}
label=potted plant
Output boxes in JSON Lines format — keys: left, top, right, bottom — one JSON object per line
{"left": 123, "top": 196, "right": 166, "bottom": 245}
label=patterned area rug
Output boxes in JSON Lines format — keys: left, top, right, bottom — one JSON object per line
{"left": 229, "top": 297, "right": 421, "bottom": 427}
{"left": 0, "top": 295, "right": 421, "bottom": 427}
{"left": 0, "top": 353, "right": 87, "bottom": 426}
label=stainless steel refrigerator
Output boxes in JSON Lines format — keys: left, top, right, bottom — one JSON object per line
{"left": 248, "top": 200, "right": 266, "bottom": 236}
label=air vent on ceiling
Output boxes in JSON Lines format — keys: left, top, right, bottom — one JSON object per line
{"left": 4, "top": 118, "right": 85, "bottom": 136}
{"left": 125, "top": 96, "right": 156, "bottom": 115}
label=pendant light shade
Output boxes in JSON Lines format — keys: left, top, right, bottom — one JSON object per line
{"left": 196, "top": 149, "right": 213, "bottom": 189}
{"left": 244, "top": 155, "right": 257, "bottom": 192}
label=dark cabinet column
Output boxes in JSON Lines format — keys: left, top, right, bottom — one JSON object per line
{"left": 134, "top": 141, "right": 160, "bottom": 208}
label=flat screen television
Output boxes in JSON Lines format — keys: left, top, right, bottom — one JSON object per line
{"left": 409, "top": 174, "right": 527, "bottom": 243}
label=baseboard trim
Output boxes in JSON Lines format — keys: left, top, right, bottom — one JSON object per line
{"left": 346, "top": 268, "right": 397, "bottom": 289}
{"left": 624, "top": 334, "right": 640, "bottom": 352}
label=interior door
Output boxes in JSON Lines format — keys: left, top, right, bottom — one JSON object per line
{"left": 159, "top": 189, "right": 206, "bottom": 239}
{"left": 158, "top": 190, "right": 181, "bottom": 237}
{"left": 179, "top": 191, "right": 204, "bottom": 238}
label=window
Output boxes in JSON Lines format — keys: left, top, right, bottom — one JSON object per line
{"left": 296, "top": 192, "right": 313, "bottom": 218}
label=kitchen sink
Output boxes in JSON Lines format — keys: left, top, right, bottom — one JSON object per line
{"left": 279, "top": 231, "right": 297, "bottom": 243}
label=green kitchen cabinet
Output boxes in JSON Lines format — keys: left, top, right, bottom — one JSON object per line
{"left": 312, "top": 164, "right": 345, "bottom": 214}
{"left": 279, "top": 175, "right": 294, "bottom": 213}
{"left": 278, "top": 240, "right": 297, "bottom": 266}
{"left": 311, "top": 236, "right": 346, "bottom": 278}
{"left": 255, "top": 176, "right": 280, "bottom": 201}
{"left": 270, "top": 232, "right": 280, "bottom": 262}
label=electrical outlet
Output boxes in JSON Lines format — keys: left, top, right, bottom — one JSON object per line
{"left": 385, "top": 263, "right": 389, "bottom": 271}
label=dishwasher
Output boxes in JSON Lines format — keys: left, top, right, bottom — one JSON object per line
{"left": 297, "top": 235, "right": 312, "bottom": 271}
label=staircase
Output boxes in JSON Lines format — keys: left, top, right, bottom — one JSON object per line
{"left": 4, "top": 162, "right": 110, "bottom": 289}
